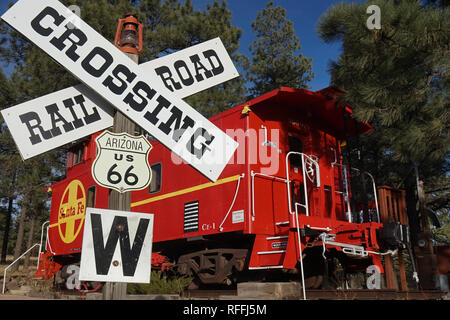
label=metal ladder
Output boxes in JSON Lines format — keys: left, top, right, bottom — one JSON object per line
{"left": 285, "top": 151, "right": 320, "bottom": 300}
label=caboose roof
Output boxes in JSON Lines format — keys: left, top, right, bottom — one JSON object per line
{"left": 214, "top": 86, "right": 371, "bottom": 139}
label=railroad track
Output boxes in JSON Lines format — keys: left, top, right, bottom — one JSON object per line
{"left": 305, "top": 289, "right": 445, "bottom": 300}
{"left": 182, "top": 289, "right": 237, "bottom": 299}
{"left": 182, "top": 287, "right": 445, "bottom": 300}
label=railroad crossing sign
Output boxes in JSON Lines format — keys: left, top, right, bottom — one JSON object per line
{"left": 1, "top": 84, "right": 114, "bottom": 160}
{"left": 79, "top": 208, "right": 154, "bottom": 283}
{"left": 1, "top": 0, "right": 239, "bottom": 182}
{"left": 92, "top": 131, "right": 152, "bottom": 193}
{"left": 0, "top": 38, "right": 238, "bottom": 161}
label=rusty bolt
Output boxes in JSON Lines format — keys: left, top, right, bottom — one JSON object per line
{"left": 116, "top": 224, "right": 124, "bottom": 232}
{"left": 112, "top": 260, "right": 119, "bottom": 267}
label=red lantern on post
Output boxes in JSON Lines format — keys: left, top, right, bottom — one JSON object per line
{"left": 114, "top": 13, "right": 143, "bottom": 55}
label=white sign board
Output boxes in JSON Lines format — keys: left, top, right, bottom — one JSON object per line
{"left": 1, "top": 0, "right": 239, "bottom": 182}
{"left": 1, "top": 84, "right": 114, "bottom": 160}
{"left": 141, "top": 37, "right": 238, "bottom": 98}
{"left": 0, "top": 38, "right": 238, "bottom": 161}
{"left": 92, "top": 131, "right": 152, "bottom": 193}
{"left": 79, "top": 208, "right": 154, "bottom": 283}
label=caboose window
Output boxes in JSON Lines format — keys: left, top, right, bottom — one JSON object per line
{"left": 148, "top": 163, "right": 162, "bottom": 194}
{"left": 70, "top": 144, "right": 85, "bottom": 166}
{"left": 288, "top": 135, "right": 303, "bottom": 167}
{"left": 87, "top": 186, "right": 96, "bottom": 208}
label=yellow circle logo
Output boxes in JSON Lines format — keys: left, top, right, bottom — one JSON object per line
{"left": 58, "top": 180, "right": 86, "bottom": 244}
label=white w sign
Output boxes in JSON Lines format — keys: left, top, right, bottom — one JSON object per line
{"left": 79, "top": 208, "right": 154, "bottom": 283}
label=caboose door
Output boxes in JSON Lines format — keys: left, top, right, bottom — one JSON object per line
{"left": 286, "top": 134, "right": 307, "bottom": 216}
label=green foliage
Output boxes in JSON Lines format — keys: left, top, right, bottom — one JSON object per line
{"left": 136, "top": 0, "right": 247, "bottom": 116}
{"left": 427, "top": 174, "right": 450, "bottom": 245}
{"left": 426, "top": 0, "right": 450, "bottom": 8}
{"left": 246, "top": 1, "right": 314, "bottom": 96}
{"left": 127, "top": 271, "right": 192, "bottom": 294}
{"left": 317, "top": 0, "right": 449, "bottom": 214}
{"left": 317, "top": 0, "right": 449, "bottom": 164}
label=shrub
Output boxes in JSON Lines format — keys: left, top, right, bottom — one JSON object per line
{"left": 127, "top": 271, "right": 192, "bottom": 295}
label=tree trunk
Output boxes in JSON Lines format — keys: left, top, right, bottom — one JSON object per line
{"left": 1, "top": 170, "right": 17, "bottom": 264}
{"left": 24, "top": 215, "right": 36, "bottom": 268}
{"left": 1, "top": 197, "right": 14, "bottom": 264}
{"left": 405, "top": 172, "right": 420, "bottom": 246}
{"left": 10, "top": 206, "right": 27, "bottom": 272}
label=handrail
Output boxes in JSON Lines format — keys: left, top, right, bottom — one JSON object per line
{"left": 331, "top": 158, "right": 352, "bottom": 223}
{"left": 343, "top": 166, "right": 352, "bottom": 223}
{"left": 2, "top": 243, "right": 40, "bottom": 294}
{"left": 37, "top": 221, "right": 50, "bottom": 269}
{"left": 46, "top": 225, "right": 55, "bottom": 255}
{"left": 293, "top": 203, "right": 307, "bottom": 300}
{"left": 348, "top": 168, "right": 380, "bottom": 223}
{"left": 218, "top": 174, "right": 245, "bottom": 232}
{"left": 286, "top": 151, "right": 320, "bottom": 301}
{"left": 39, "top": 221, "right": 49, "bottom": 254}
{"left": 286, "top": 151, "right": 320, "bottom": 216}
{"left": 362, "top": 171, "right": 380, "bottom": 223}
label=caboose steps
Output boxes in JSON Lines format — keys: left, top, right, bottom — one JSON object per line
{"left": 248, "top": 265, "right": 284, "bottom": 270}
{"left": 257, "top": 250, "right": 287, "bottom": 255}
{"left": 249, "top": 235, "right": 290, "bottom": 269}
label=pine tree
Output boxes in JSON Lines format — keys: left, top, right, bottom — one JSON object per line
{"left": 64, "top": 0, "right": 246, "bottom": 117}
{"left": 426, "top": 174, "right": 450, "bottom": 245}
{"left": 139, "top": 0, "right": 247, "bottom": 116}
{"left": 0, "top": 67, "right": 19, "bottom": 263}
{"left": 317, "top": 0, "right": 449, "bottom": 242}
{"left": 426, "top": 0, "right": 450, "bottom": 8}
{"left": 246, "top": 1, "right": 314, "bottom": 96}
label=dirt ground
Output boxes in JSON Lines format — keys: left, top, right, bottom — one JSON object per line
{"left": 1, "top": 255, "right": 55, "bottom": 296}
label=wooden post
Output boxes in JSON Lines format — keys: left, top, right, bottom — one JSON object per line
{"left": 377, "top": 186, "right": 412, "bottom": 291}
{"left": 383, "top": 255, "right": 396, "bottom": 289}
{"left": 377, "top": 187, "right": 397, "bottom": 289}
{"left": 102, "top": 51, "right": 139, "bottom": 300}
{"left": 398, "top": 249, "right": 408, "bottom": 291}
{"left": 414, "top": 179, "right": 438, "bottom": 289}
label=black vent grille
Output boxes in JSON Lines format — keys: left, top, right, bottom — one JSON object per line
{"left": 184, "top": 201, "right": 199, "bottom": 233}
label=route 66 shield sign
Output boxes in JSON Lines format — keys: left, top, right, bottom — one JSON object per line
{"left": 92, "top": 131, "right": 152, "bottom": 193}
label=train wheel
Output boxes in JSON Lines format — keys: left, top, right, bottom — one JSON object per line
{"left": 299, "top": 247, "right": 326, "bottom": 289}
{"left": 176, "top": 249, "right": 248, "bottom": 286}
{"left": 303, "top": 275, "right": 324, "bottom": 289}
{"left": 299, "top": 247, "right": 345, "bottom": 289}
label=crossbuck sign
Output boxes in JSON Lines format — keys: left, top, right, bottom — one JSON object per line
{"left": 1, "top": 0, "right": 239, "bottom": 182}
{"left": 0, "top": 37, "right": 238, "bottom": 162}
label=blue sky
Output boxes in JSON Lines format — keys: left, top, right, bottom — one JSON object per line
{"left": 0, "top": 0, "right": 366, "bottom": 91}
{"left": 192, "top": 0, "right": 365, "bottom": 90}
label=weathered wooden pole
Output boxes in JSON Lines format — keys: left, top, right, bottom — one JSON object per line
{"left": 413, "top": 165, "right": 438, "bottom": 290}
{"left": 103, "top": 13, "right": 142, "bottom": 300}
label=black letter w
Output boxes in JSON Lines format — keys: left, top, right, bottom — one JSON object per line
{"left": 91, "top": 214, "right": 150, "bottom": 276}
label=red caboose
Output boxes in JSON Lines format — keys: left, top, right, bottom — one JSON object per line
{"left": 37, "top": 87, "right": 405, "bottom": 289}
